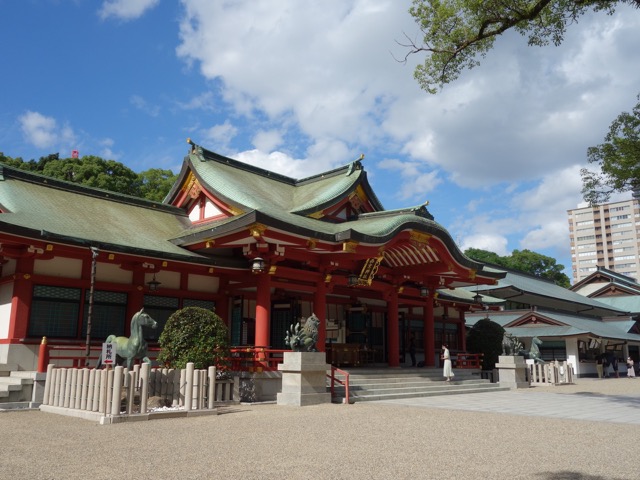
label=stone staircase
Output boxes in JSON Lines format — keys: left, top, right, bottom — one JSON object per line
{"left": 331, "top": 367, "right": 509, "bottom": 403}
{"left": 0, "top": 364, "right": 37, "bottom": 408}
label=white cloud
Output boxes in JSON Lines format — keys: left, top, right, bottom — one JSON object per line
{"left": 130, "top": 95, "right": 160, "bottom": 117}
{"left": 176, "top": 1, "right": 640, "bottom": 193}
{"left": 378, "top": 158, "right": 441, "bottom": 202}
{"left": 201, "top": 121, "right": 238, "bottom": 150}
{"left": 460, "top": 234, "right": 509, "bottom": 256}
{"left": 19, "top": 111, "right": 77, "bottom": 151}
{"left": 235, "top": 150, "right": 310, "bottom": 179}
{"left": 99, "top": 0, "right": 159, "bottom": 21}
{"left": 252, "top": 130, "right": 283, "bottom": 152}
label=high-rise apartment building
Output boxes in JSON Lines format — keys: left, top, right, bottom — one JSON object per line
{"left": 568, "top": 195, "right": 640, "bottom": 283}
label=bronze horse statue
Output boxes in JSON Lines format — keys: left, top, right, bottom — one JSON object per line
{"left": 520, "top": 336, "right": 545, "bottom": 364}
{"left": 97, "top": 308, "right": 157, "bottom": 368}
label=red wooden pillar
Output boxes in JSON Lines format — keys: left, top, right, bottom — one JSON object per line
{"left": 423, "top": 292, "right": 435, "bottom": 367}
{"left": 8, "top": 257, "right": 34, "bottom": 340}
{"left": 314, "top": 280, "right": 327, "bottom": 352}
{"left": 254, "top": 273, "right": 271, "bottom": 348}
{"left": 216, "top": 278, "right": 230, "bottom": 326}
{"left": 127, "top": 266, "right": 145, "bottom": 323}
{"left": 387, "top": 291, "right": 400, "bottom": 368}
{"left": 459, "top": 310, "right": 467, "bottom": 352}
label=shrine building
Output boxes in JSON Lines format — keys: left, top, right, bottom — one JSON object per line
{"left": 0, "top": 140, "right": 505, "bottom": 375}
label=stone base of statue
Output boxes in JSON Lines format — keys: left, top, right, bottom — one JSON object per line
{"left": 496, "top": 355, "right": 530, "bottom": 389}
{"left": 277, "top": 351, "right": 331, "bottom": 406}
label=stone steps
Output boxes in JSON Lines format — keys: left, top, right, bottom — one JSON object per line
{"left": 330, "top": 368, "right": 508, "bottom": 403}
{"left": 0, "top": 364, "right": 36, "bottom": 404}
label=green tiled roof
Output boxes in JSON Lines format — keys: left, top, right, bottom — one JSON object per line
{"left": 472, "top": 270, "right": 626, "bottom": 317}
{"left": 0, "top": 165, "right": 243, "bottom": 267}
{"left": 170, "top": 147, "right": 383, "bottom": 214}
{"left": 467, "top": 310, "right": 640, "bottom": 342}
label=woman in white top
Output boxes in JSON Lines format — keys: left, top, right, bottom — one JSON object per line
{"left": 442, "top": 344, "right": 454, "bottom": 382}
{"left": 627, "top": 356, "right": 636, "bottom": 378}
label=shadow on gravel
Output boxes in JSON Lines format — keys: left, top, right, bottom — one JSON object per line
{"left": 218, "top": 406, "right": 253, "bottom": 416}
{"left": 537, "top": 471, "right": 626, "bottom": 480}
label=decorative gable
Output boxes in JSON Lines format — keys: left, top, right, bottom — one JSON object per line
{"left": 171, "top": 171, "right": 242, "bottom": 222}
{"left": 505, "top": 312, "right": 567, "bottom": 328}
{"left": 309, "top": 187, "right": 377, "bottom": 222}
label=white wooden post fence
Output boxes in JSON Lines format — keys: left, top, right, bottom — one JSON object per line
{"left": 41, "top": 362, "right": 239, "bottom": 417}
{"left": 528, "top": 360, "right": 574, "bottom": 386}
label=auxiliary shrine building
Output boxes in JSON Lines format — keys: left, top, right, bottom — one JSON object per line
{"left": 0, "top": 141, "right": 504, "bottom": 373}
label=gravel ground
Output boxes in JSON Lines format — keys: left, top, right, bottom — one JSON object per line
{"left": 1, "top": 378, "right": 639, "bottom": 480}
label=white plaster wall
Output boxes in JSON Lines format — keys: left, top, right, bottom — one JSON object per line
{"left": 189, "top": 203, "right": 201, "bottom": 221}
{"left": 97, "top": 262, "right": 132, "bottom": 284}
{"left": 34, "top": 257, "right": 82, "bottom": 278}
{"left": 565, "top": 337, "right": 580, "bottom": 376}
{"left": 0, "top": 282, "right": 13, "bottom": 340}
{"left": 204, "top": 199, "right": 222, "bottom": 218}
{"left": 187, "top": 273, "right": 219, "bottom": 293}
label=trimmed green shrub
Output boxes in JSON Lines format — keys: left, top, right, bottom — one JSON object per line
{"left": 466, "top": 318, "right": 505, "bottom": 371}
{"left": 158, "top": 307, "right": 229, "bottom": 369}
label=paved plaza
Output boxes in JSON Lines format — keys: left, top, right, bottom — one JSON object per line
{"left": 1, "top": 377, "right": 639, "bottom": 480}
{"left": 378, "top": 378, "right": 640, "bottom": 424}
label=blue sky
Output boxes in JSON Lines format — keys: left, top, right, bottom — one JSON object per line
{"left": 2, "top": 0, "right": 640, "bottom": 281}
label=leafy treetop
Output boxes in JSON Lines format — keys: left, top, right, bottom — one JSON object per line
{"left": 465, "top": 247, "right": 571, "bottom": 287}
{"left": 0, "top": 152, "right": 176, "bottom": 202}
{"left": 581, "top": 94, "right": 640, "bottom": 205}
{"left": 405, "top": 0, "right": 638, "bottom": 94}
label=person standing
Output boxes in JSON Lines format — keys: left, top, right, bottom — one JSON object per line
{"left": 627, "top": 356, "right": 636, "bottom": 378}
{"left": 596, "top": 354, "right": 604, "bottom": 379}
{"left": 408, "top": 331, "right": 416, "bottom": 367}
{"left": 442, "top": 344, "right": 454, "bottom": 382}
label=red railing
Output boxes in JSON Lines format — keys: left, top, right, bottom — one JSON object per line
{"left": 328, "top": 366, "right": 350, "bottom": 404}
{"left": 453, "top": 353, "right": 483, "bottom": 369}
{"left": 227, "top": 347, "right": 288, "bottom": 372}
{"left": 40, "top": 344, "right": 161, "bottom": 371}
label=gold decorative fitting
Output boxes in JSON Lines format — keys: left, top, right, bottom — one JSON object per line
{"left": 409, "top": 231, "right": 432, "bottom": 248}
{"left": 468, "top": 269, "right": 477, "bottom": 280}
{"left": 342, "top": 241, "right": 359, "bottom": 253}
{"left": 108, "top": 254, "right": 115, "bottom": 260}
{"left": 45, "top": 244, "right": 54, "bottom": 251}
{"left": 162, "top": 261, "right": 168, "bottom": 267}
{"left": 307, "top": 238, "right": 317, "bottom": 249}
{"left": 206, "top": 240, "right": 215, "bottom": 248}
{"left": 23, "top": 274, "right": 31, "bottom": 279}
{"left": 268, "top": 266, "right": 277, "bottom": 275}
{"left": 208, "top": 267, "right": 215, "bottom": 273}
{"left": 397, "top": 286, "right": 404, "bottom": 294}
{"left": 249, "top": 223, "right": 267, "bottom": 239}
{"left": 324, "top": 274, "right": 332, "bottom": 283}
{"left": 308, "top": 211, "right": 325, "bottom": 219}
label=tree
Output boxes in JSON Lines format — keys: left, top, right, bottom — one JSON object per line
{"left": 138, "top": 168, "right": 178, "bottom": 202}
{"left": 405, "top": 1, "right": 638, "bottom": 94}
{"left": 465, "top": 247, "right": 571, "bottom": 287}
{"left": 581, "top": 94, "right": 640, "bottom": 204}
{"left": 0, "top": 153, "right": 176, "bottom": 201}
{"left": 158, "top": 307, "right": 230, "bottom": 370}
{"left": 466, "top": 318, "right": 505, "bottom": 370}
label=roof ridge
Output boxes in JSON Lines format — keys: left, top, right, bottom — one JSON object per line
{"left": 189, "top": 139, "right": 367, "bottom": 186}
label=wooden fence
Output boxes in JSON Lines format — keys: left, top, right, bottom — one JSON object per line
{"left": 528, "top": 360, "right": 574, "bottom": 386}
{"left": 40, "top": 362, "right": 239, "bottom": 423}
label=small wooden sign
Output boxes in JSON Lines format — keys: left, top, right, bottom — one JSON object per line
{"left": 101, "top": 342, "right": 117, "bottom": 365}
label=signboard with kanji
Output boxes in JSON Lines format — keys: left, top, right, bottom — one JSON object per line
{"left": 101, "top": 342, "right": 117, "bottom": 366}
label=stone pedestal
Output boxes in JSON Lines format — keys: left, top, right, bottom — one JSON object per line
{"left": 496, "top": 355, "right": 529, "bottom": 389}
{"left": 277, "top": 352, "right": 331, "bottom": 406}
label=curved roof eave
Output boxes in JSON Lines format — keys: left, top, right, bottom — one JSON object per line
{"left": 0, "top": 221, "right": 248, "bottom": 269}
{"left": 170, "top": 209, "right": 504, "bottom": 279}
